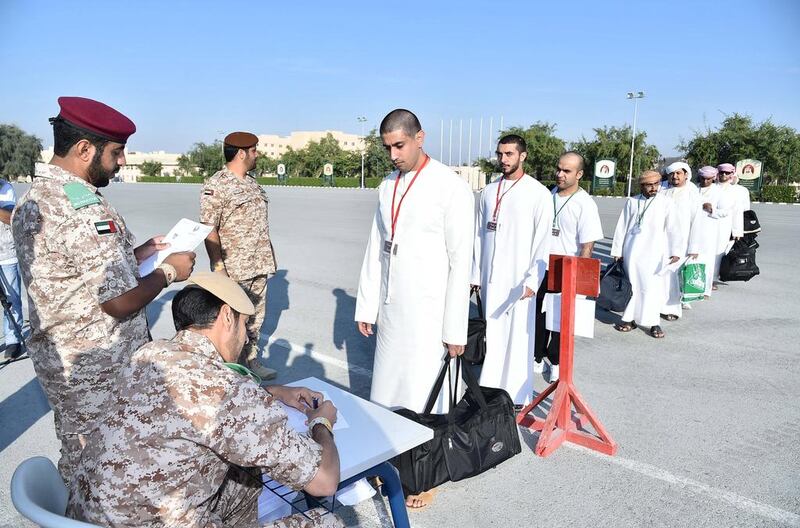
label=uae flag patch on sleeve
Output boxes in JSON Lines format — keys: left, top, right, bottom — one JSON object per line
{"left": 94, "top": 219, "right": 118, "bottom": 235}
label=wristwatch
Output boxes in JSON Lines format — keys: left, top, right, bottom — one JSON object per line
{"left": 157, "top": 262, "right": 177, "bottom": 286}
{"left": 307, "top": 416, "right": 334, "bottom": 437}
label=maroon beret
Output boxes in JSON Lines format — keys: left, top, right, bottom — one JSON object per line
{"left": 54, "top": 96, "right": 136, "bottom": 143}
{"left": 224, "top": 131, "right": 258, "bottom": 149}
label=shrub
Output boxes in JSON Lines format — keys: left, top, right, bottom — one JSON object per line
{"left": 760, "top": 185, "right": 797, "bottom": 203}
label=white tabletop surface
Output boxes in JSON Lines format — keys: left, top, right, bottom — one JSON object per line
{"left": 287, "top": 377, "right": 433, "bottom": 481}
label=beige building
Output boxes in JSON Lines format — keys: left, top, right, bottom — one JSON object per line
{"left": 38, "top": 147, "right": 182, "bottom": 182}
{"left": 256, "top": 130, "right": 364, "bottom": 158}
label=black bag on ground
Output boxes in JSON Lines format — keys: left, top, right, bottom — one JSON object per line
{"left": 743, "top": 209, "right": 761, "bottom": 236}
{"left": 597, "top": 260, "right": 632, "bottom": 312}
{"left": 391, "top": 356, "right": 521, "bottom": 496}
{"left": 463, "top": 290, "right": 486, "bottom": 365}
{"left": 720, "top": 239, "right": 760, "bottom": 282}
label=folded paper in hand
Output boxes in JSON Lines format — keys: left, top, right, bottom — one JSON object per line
{"left": 138, "top": 218, "right": 212, "bottom": 276}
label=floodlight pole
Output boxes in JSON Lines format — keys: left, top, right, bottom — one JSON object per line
{"left": 626, "top": 91, "right": 645, "bottom": 197}
{"left": 357, "top": 116, "right": 367, "bottom": 188}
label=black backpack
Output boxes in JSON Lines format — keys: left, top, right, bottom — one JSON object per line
{"left": 720, "top": 238, "right": 760, "bottom": 282}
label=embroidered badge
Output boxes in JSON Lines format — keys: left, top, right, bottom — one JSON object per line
{"left": 63, "top": 182, "right": 101, "bottom": 210}
{"left": 94, "top": 220, "right": 117, "bottom": 235}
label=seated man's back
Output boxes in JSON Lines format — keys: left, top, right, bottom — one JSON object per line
{"left": 68, "top": 273, "right": 341, "bottom": 527}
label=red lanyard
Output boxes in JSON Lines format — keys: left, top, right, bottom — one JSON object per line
{"left": 492, "top": 176, "right": 523, "bottom": 222}
{"left": 390, "top": 155, "right": 430, "bottom": 241}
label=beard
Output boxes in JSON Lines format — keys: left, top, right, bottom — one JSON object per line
{"left": 86, "top": 149, "right": 118, "bottom": 188}
{"left": 501, "top": 161, "right": 520, "bottom": 175}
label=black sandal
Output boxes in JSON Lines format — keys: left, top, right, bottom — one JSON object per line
{"left": 614, "top": 321, "right": 637, "bottom": 332}
{"left": 660, "top": 314, "right": 678, "bottom": 321}
{"left": 650, "top": 326, "right": 665, "bottom": 338}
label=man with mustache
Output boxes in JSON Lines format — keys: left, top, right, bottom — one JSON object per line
{"left": 355, "top": 108, "right": 474, "bottom": 509}
{"left": 12, "top": 96, "right": 196, "bottom": 482}
{"left": 472, "top": 135, "right": 553, "bottom": 400}
{"left": 201, "top": 131, "right": 278, "bottom": 381}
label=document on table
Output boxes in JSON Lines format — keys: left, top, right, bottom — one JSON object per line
{"left": 279, "top": 391, "right": 349, "bottom": 432}
{"left": 138, "top": 218, "right": 212, "bottom": 277}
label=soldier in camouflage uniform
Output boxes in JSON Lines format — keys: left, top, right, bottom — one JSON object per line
{"left": 201, "top": 131, "right": 278, "bottom": 381}
{"left": 11, "top": 97, "right": 195, "bottom": 482}
{"left": 67, "top": 273, "right": 342, "bottom": 528}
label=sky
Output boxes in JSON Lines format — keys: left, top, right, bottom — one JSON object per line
{"left": 1, "top": 0, "right": 798, "bottom": 160}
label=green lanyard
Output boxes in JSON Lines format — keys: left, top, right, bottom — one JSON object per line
{"left": 224, "top": 362, "right": 262, "bottom": 385}
{"left": 636, "top": 196, "right": 656, "bottom": 226}
{"left": 552, "top": 189, "right": 580, "bottom": 228}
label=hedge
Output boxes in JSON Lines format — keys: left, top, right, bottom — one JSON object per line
{"left": 137, "top": 175, "right": 205, "bottom": 183}
{"left": 137, "top": 176, "right": 384, "bottom": 188}
{"left": 759, "top": 185, "right": 797, "bottom": 203}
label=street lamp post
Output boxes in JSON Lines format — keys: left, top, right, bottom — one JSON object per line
{"left": 626, "top": 91, "right": 645, "bottom": 197}
{"left": 357, "top": 116, "right": 367, "bottom": 188}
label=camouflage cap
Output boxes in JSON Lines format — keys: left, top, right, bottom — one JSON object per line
{"left": 187, "top": 272, "right": 256, "bottom": 315}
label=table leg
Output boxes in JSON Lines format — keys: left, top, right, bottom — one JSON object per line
{"left": 336, "top": 462, "right": 409, "bottom": 528}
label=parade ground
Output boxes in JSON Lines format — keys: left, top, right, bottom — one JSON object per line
{"left": 1, "top": 183, "right": 798, "bottom": 528}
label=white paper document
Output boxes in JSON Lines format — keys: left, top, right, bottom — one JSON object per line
{"left": 138, "top": 218, "right": 212, "bottom": 276}
{"left": 543, "top": 293, "right": 596, "bottom": 338}
{"left": 279, "top": 391, "right": 349, "bottom": 433}
{"left": 657, "top": 256, "right": 690, "bottom": 277}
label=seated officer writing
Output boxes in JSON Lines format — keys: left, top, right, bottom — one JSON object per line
{"left": 67, "top": 272, "right": 342, "bottom": 527}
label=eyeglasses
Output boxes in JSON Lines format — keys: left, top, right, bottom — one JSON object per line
{"left": 719, "top": 171, "right": 733, "bottom": 175}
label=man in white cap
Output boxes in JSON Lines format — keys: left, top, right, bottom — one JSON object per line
{"left": 660, "top": 161, "right": 701, "bottom": 320}
{"left": 714, "top": 163, "right": 743, "bottom": 284}
{"left": 694, "top": 166, "right": 728, "bottom": 296}
{"left": 611, "top": 171, "right": 681, "bottom": 339}
{"left": 727, "top": 163, "right": 752, "bottom": 213}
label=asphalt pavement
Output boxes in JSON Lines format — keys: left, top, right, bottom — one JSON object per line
{"left": 1, "top": 183, "right": 798, "bottom": 527}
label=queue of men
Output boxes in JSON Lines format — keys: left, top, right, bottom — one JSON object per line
{"left": 9, "top": 98, "right": 755, "bottom": 525}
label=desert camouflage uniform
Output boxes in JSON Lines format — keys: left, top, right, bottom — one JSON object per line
{"left": 67, "top": 330, "right": 342, "bottom": 528}
{"left": 11, "top": 163, "right": 150, "bottom": 482}
{"left": 200, "top": 169, "right": 276, "bottom": 360}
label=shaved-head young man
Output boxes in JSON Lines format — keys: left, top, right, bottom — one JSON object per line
{"left": 355, "top": 109, "right": 474, "bottom": 508}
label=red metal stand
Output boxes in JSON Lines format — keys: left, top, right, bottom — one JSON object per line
{"left": 516, "top": 255, "right": 618, "bottom": 457}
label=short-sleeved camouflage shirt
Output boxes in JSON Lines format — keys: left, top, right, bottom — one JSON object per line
{"left": 200, "top": 169, "right": 276, "bottom": 280}
{"left": 67, "top": 330, "right": 324, "bottom": 527}
{"left": 11, "top": 164, "right": 150, "bottom": 437}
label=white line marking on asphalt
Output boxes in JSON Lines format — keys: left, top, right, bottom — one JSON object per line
{"left": 265, "top": 336, "right": 373, "bottom": 378}
{"left": 567, "top": 444, "right": 800, "bottom": 526}
{"left": 268, "top": 337, "right": 799, "bottom": 526}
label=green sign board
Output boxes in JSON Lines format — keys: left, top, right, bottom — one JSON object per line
{"left": 736, "top": 159, "right": 763, "bottom": 192}
{"left": 592, "top": 158, "right": 616, "bottom": 192}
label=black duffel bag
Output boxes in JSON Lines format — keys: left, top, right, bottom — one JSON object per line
{"left": 720, "top": 240, "right": 760, "bottom": 282}
{"left": 391, "top": 356, "right": 521, "bottom": 495}
{"left": 597, "top": 260, "right": 632, "bottom": 312}
{"left": 463, "top": 289, "right": 486, "bottom": 365}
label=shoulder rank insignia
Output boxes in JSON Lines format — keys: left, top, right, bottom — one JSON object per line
{"left": 94, "top": 219, "right": 118, "bottom": 235}
{"left": 63, "top": 182, "right": 101, "bottom": 210}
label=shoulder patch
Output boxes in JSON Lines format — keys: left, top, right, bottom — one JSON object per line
{"left": 94, "top": 219, "right": 118, "bottom": 235}
{"left": 63, "top": 182, "right": 101, "bottom": 210}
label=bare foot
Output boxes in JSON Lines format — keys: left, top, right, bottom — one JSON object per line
{"left": 406, "top": 488, "right": 438, "bottom": 510}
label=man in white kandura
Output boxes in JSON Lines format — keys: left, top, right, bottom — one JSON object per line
{"left": 533, "top": 151, "right": 603, "bottom": 383}
{"left": 355, "top": 108, "right": 474, "bottom": 509}
{"left": 471, "top": 135, "right": 552, "bottom": 404}
{"left": 612, "top": 171, "right": 681, "bottom": 339}
{"left": 729, "top": 166, "right": 752, "bottom": 213}
{"left": 660, "top": 162, "right": 702, "bottom": 321}
{"left": 695, "top": 166, "right": 727, "bottom": 297}
{"left": 713, "top": 163, "right": 743, "bottom": 284}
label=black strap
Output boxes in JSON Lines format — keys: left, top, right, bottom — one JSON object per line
{"left": 472, "top": 289, "right": 485, "bottom": 319}
{"left": 423, "top": 354, "right": 452, "bottom": 414}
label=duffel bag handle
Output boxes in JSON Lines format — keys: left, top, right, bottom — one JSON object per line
{"left": 471, "top": 288, "right": 485, "bottom": 319}
{"left": 423, "top": 354, "right": 453, "bottom": 414}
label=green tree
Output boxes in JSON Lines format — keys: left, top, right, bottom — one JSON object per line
{"left": 278, "top": 133, "right": 360, "bottom": 179}
{"left": 678, "top": 113, "right": 800, "bottom": 184}
{"left": 139, "top": 160, "right": 163, "bottom": 178}
{"left": 570, "top": 125, "right": 660, "bottom": 187}
{"left": 255, "top": 155, "right": 278, "bottom": 176}
{"left": 183, "top": 141, "right": 225, "bottom": 179}
{"left": 474, "top": 122, "right": 565, "bottom": 180}
{"left": 0, "top": 124, "right": 43, "bottom": 180}
{"left": 363, "top": 129, "right": 393, "bottom": 179}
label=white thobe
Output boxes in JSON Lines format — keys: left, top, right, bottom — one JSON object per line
{"left": 661, "top": 182, "right": 702, "bottom": 317}
{"left": 471, "top": 176, "right": 552, "bottom": 404}
{"left": 355, "top": 157, "right": 474, "bottom": 414}
{"left": 695, "top": 184, "right": 727, "bottom": 295}
{"left": 714, "top": 182, "right": 743, "bottom": 279}
{"left": 611, "top": 194, "right": 681, "bottom": 328}
{"left": 731, "top": 182, "right": 751, "bottom": 212}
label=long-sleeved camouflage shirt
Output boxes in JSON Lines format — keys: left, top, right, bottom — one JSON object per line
{"left": 200, "top": 169, "right": 276, "bottom": 280}
{"left": 67, "top": 330, "right": 325, "bottom": 527}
